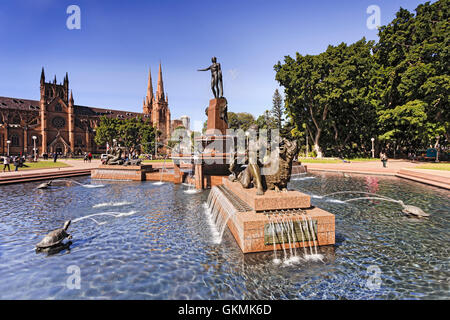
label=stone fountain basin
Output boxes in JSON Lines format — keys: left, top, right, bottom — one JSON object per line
{"left": 217, "top": 179, "right": 335, "bottom": 253}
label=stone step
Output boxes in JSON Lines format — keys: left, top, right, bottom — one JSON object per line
{"left": 0, "top": 169, "right": 92, "bottom": 185}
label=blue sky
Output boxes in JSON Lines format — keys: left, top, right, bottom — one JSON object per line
{"left": 0, "top": 0, "right": 429, "bottom": 131}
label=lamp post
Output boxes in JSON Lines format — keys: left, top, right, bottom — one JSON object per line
{"left": 155, "top": 135, "right": 158, "bottom": 159}
{"left": 371, "top": 137, "right": 375, "bottom": 158}
{"left": 32, "top": 136, "right": 37, "bottom": 161}
{"left": 435, "top": 135, "right": 440, "bottom": 163}
{"left": 6, "top": 140, "right": 11, "bottom": 156}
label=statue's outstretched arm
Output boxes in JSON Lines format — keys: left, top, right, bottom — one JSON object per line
{"left": 197, "top": 66, "right": 211, "bottom": 71}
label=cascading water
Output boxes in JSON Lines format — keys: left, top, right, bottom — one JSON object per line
{"left": 153, "top": 156, "right": 167, "bottom": 186}
{"left": 184, "top": 167, "right": 200, "bottom": 194}
{"left": 301, "top": 213, "right": 323, "bottom": 261}
{"left": 291, "top": 165, "right": 307, "bottom": 176}
{"left": 267, "top": 212, "right": 322, "bottom": 265}
{"left": 204, "top": 187, "right": 238, "bottom": 244}
{"left": 268, "top": 217, "right": 281, "bottom": 264}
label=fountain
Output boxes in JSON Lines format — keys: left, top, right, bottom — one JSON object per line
{"left": 36, "top": 179, "right": 105, "bottom": 189}
{"left": 171, "top": 58, "right": 336, "bottom": 254}
{"left": 91, "top": 145, "right": 156, "bottom": 181}
{"left": 313, "top": 190, "right": 429, "bottom": 218}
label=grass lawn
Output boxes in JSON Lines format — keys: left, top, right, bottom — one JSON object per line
{"left": 298, "top": 157, "right": 377, "bottom": 163}
{"left": 414, "top": 163, "right": 450, "bottom": 171}
{"left": 16, "top": 161, "right": 71, "bottom": 170}
{"left": 142, "top": 159, "right": 174, "bottom": 163}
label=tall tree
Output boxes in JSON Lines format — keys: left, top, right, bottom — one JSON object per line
{"left": 271, "top": 89, "right": 285, "bottom": 131}
{"left": 275, "top": 39, "right": 377, "bottom": 157}
{"left": 227, "top": 112, "right": 256, "bottom": 131}
{"left": 374, "top": 0, "right": 449, "bottom": 152}
{"left": 95, "top": 116, "right": 156, "bottom": 155}
{"left": 256, "top": 110, "right": 276, "bottom": 130}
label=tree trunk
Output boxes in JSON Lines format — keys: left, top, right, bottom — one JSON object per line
{"left": 313, "top": 129, "right": 323, "bottom": 158}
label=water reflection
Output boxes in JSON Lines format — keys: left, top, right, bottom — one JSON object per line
{"left": 0, "top": 173, "right": 448, "bottom": 299}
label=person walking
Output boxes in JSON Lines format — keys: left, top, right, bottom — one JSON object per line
{"left": 380, "top": 150, "right": 388, "bottom": 168}
{"left": 84, "top": 152, "right": 88, "bottom": 163}
{"left": 3, "top": 156, "right": 11, "bottom": 172}
{"left": 53, "top": 152, "right": 58, "bottom": 163}
{"left": 88, "top": 152, "right": 92, "bottom": 163}
{"left": 13, "top": 156, "right": 20, "bottom": 171}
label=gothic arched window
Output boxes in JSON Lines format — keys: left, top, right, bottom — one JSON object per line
{"left": 55, "top": 103, "right": 62, "bottom": 112}
{"left": 11, "top": 134, "right": 20, "bottom": 147}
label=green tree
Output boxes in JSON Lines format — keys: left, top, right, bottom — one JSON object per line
{"left": 227, "top": 112, "right": 256, "bottom": 131}
{"left": 95, "top": 116, "right": 156, "bottom": 155}
{"left": 374, "top": 0, "right": 449, "bottom": 152}
{"left": 271, "top": 89, "right": 285, "bottom": 131}
{"left": 275, "top": 39, "right": 377, "bottom": 157}
{"left": 256, "top": 110, "right": 276, "bottom": 130}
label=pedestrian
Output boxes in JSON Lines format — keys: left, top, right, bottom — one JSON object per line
{"left": 20, "top": 156, "right": 29, "bottom": 167}
{"left": 84, "top": 152, "right": 88, "bottom": 163}
{"left": 3, "top": 156, "right": 11, "bottom": 172}
{"left": 380, "top": 150, "right": 388, "bottom": 168}
{"left": 53, "top": 152, "right": 58, "bottom": 163}
{"left": 13, "top": 156, "right": 20, "bottom": 171}
{"left": 88, "top": 152, "right": 92, "bottom": 162}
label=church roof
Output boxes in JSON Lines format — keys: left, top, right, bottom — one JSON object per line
{"left": 0, "top": 96, "right": 149, "bottom": 120}
{"left": 0, "top": 96, "right": 40, "bottom": 111}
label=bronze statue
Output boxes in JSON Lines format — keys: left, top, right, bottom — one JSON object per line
{"left": 229, "top": 124, "right": 264, "bottom": 195}
{"left": 105, "top": 145, "right": 124, "bottom": 165}
{"left": 36, "top": 220, "right": 72, "bottom": 252}
{"left": 198, "top": 57, "right": 224, "bottom": 98}
{"left": 231, "top": 136, "right": 298, "bottom": 194}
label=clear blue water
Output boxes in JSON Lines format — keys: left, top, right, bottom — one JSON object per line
{"left": 0, "top": 172, "right": 448, "bottom": 299}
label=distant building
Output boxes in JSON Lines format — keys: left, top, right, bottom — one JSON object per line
{"left": 0, "top": 64, "right": 184, "bottom": 156}
{"left": 142, "top": 64, "right": 171, "bottom": 145}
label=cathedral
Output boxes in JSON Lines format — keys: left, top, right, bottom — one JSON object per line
{"left": 0, "top": 64, "right": 177, "bottom": 156}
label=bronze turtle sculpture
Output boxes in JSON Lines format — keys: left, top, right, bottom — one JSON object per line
{"left": 36, "top": 220, "right": 72, "bottom": 251}
{"left": 401, "top": 203, "right": 430, "bottom": 218}
{"left": 37, "top": 181, "right": 52, "bottom": 189}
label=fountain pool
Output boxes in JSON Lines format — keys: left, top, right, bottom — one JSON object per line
{"left": 0, "top": 172, "right": 448, "bottom": 299}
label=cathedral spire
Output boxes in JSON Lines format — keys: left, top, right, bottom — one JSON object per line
{"left": 40, "top": 67, "right": 45, "bottom": 84}
{"left": 146, "top": 67, "right": 154, "bottom": 103}
{"left": 156, "top": 62, "right": 165, "bottom": 101}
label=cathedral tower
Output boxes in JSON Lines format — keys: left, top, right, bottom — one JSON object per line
{"left": 143, "top": 63, "right": 171, "bottom": 146}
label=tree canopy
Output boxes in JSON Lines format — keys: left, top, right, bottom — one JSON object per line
{"left": 94, "top": 116, "right": 156, "bottom": 154}
{"left": 275, "top": 0, "right": 449, "bottom": 158}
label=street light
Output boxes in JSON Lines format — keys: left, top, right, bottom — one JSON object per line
{"left": 32, "top": 136, "right": 37, "bottom": 161}
{"left": 371, "top": 137, "right": 375, "bottom": 158}
{"left": 6, "top": 140, "right": 11, "bottom": 156}
{"left": 155, "top": 135, "right": 158, "bottom": 159}
{"left": 435, "top": 135, "right": 440, "bottom": 163}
